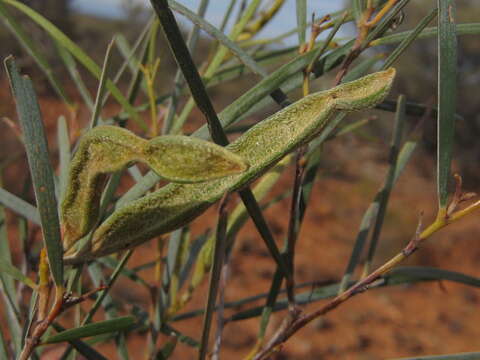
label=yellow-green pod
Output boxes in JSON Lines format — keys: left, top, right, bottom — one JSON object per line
{"left": 61, "top": 126, "right": 248, "bottom": 250}
{"left": 65, "top": 68, "right": 396, "bottom": 263}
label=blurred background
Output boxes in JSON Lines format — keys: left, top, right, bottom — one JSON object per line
{"left": 0, "top": 1, "right": 480, "bottom": 359}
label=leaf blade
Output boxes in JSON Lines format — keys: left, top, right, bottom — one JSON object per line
{"left": 437, "top": 0, "right": 457, "bottom": 208}
{"left": 5, "top": 56, "right": 63, "bottom": 286}
{"left": 391, "top": 352, "right": 480, "bottom": 360}
{"left": 0, "top": 187, "right": 40, "bottom": 225}
{"left": 43, "top": 317, "right": 135, "bottom": 344}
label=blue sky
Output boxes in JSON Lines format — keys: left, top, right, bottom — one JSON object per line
{"left": 71, "top": 0, "right": 347, "bottom": 44}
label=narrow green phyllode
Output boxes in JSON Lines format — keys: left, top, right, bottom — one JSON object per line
{"left": 61, "top": 125, "right": 248, "bottom": 250}
{"left": 65, "top": 68, "right": 396, "bottom": 263}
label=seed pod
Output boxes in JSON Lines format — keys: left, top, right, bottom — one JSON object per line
{"left": 61, "top": 126, "right": 248, "bottom": 250}
{"left": 65, "top": 68, "right": 396, "bottom": 263}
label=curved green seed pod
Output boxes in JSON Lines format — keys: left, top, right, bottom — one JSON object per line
{"left": 61, "top": 126, "right": 248, "bottom": 250}
{"left": 65, "top": 68, "right": 396, "bottom": 263}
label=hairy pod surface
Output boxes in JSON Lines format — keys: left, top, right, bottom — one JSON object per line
{"left": 61, "top": 126, "right": 248, "bottom": 250}
{"left": 65, "top": 68, "right": 396, "bottom": 263}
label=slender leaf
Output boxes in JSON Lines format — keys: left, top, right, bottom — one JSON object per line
{"left": 179, "top": 233, "right": 208, "bottom": 289}
{"left": 162, "top": 323, "right": 199, "bottom": 348}
{"left": 219, "top": 0, "right": 237, "bottom": 32}
{"left": 164, "top": 228, "right": 187, "bottom": 306}
{"left": 102, "top": 18, "right": 154, "bottom": 109}
{"left": 163, "top": 0, "right": 209, "bottom": 134}
{"left": 365, "top": 95, "right": 407, "bottom": 268}
{"left": 0, "top": 187, "right": 40, "bottom": 225}
{"left": 0, "top": 199, "right": 22, "bottom": 353}
{"left": 393, "top": 139, "right": 417, "bottom": 181}
{"left": 295, "top": 0, "right": 306, "bottom": 45}
{"left": 377, "top": 99, "right": 463, "bottom": 122}
{"left": 255, "top": 265, "right": 283, "bottom": 342}
{"left": 22, "top": 291, "right": 38, "bottom": 351}
{"left": 83, "top": 252, "right": 134, "bottom": 325}
{"left": 52, "top": 323, "right": 109, "bottom": 360}
{"left": 57, "top": 115, "right": 70, "bottom": 203}
{"left": 156, "top": 338, "right": 177, "bottom": 360}
{"left": 371, "top": 23, "right": 480, "bottom": 46}
{"left": 198, "top": 196, "right": 229, "bottom": 360}
{"left": 392, "top": 352, "right": 480, "bottom": 360}
{"left": 115, "top": 34, "right": 137, "bottom": 74}
{"left": 90, "top": 38, "right": 116, "bottom": 129}
{"left": 151, "top": 0, "right": 229, "bottom": 145}
{"left": 385, "top": 267, "right": 480, "bottom": 287}
{"left": 0, "top": 259, "right": 37, "bottom": 289}
{"left": 44, "top": 317, "right": 135, "bottom": 344}
{"left": 437, "top": 0, "right": 457, "bottom": 208}
{"left": 87, "top": 264, "right": 119, "bottom": 320}
{"left": 56, "top": 43, "right": 94, "bottom": 111}
{"left": 338, "top": 202, "right": 378, "bottom": 292}
{"left": 125, "top": 18, "right": 154, "bottom": 104}
{"left": 5, "top": 56, "right": 63, "bottom": 286}
{"left": 352, "top": 0, "right": 364, "bottom": 23}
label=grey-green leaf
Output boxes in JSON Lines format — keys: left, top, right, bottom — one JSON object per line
{"left": 0, "top": 187, "right": 40, "bottom": 225}
{"left": 43, "top": 317, "right": 135, "bottom": 344}
{"left": 0, "top": 259, "right": 37, "bottom": 289}
{"left": 391, "top": 352, "right": 480, "bottom": 360}
{"left": 5, "top": 56, "right": 63, "bottom": 286}
{"left": 436, "top": 0, "right": 457, "bottom": 208}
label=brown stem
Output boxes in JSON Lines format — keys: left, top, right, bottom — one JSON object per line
{"left": 285, "top": 147, "right": 308, "bottom": 309}
{"left": 19, "top": 284, "right": 106, "bottom": 359}
{"left": 19, "top": 287, "right": 65, "bottom": 360}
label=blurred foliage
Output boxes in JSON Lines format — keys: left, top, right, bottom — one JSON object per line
{"left": 383, "top": 1, "right": 480, "bottom": 186}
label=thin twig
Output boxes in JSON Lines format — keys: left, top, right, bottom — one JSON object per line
{"left": 19, "top": 287, "right": 64, "bottom": 360}
{"left": 211, "top": 250, "right": 232, "bottom": 360}
{"left": 285, "top": 147, "right": 308, "bottom": 309}
{"left": 198, "top": 193, "right": 230, "bottom": 360}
